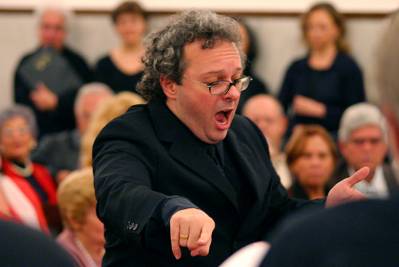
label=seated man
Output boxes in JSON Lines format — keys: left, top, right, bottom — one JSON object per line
{"left": 333, "top": 102, "right": 399, "bottom": 198}
{"left": 33, "top": 83, "right": 113, "bottom": 183}
{"left": 242, "top": 94, "right": 291, "bottom": 188}
{"left": 14, "top": 4, "right": 92, "bottom": 138}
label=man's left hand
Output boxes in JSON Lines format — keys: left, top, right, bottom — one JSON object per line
{"left": 326, "top": 167, "right": 369, "bottom": 207}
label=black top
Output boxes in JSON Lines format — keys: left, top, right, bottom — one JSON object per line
{"left": 14, "top": 46, "right": 92, "bottom": 138}
{"left": 278, "top": 52, "right": 365, "bottom": 134}
{"left": 288, "top": 180, "right": 329, "bottom": 200}
{"left": 32, "top": 129, "right": 80, "bottom": 177}
{"left": 261, "top": 194, "right": 399, "bottom": 267}
{"left": 94, "top": 55, "right": 144, "bottom": 94}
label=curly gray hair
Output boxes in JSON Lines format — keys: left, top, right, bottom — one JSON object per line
{"left": 137, "top": 10, "right": 244, "bottom": 101}
{"left": 0, "top": 105, "right": 38, "bottom": 139}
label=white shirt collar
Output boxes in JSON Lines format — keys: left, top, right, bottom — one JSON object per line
{"left": 349, "top": 166, "right": 389, "bottom": 199}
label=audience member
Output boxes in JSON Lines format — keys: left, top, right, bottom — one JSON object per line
{"left": 14, "top": 4, "right": 92, "bottom": 138}
{"left": 80, "top": 92, "right": 145, "bottom": 167}
{"left": 57, "top": 168, "right": 104, "bottom": 267}
{"left": 235, "top": 18, "right": 270, "bottom": 114}
{"left": 259, "top": 9, "right": 399, "bottom": 267}
{"left": 0, "top": 160, "right": 49, "bottom": 231}
{"left": 0, "top": 219, "right": 77, "bottom": 267}
{"left": 94, "top": 1, "right": 147, "bottom": 94}
{"left": 92, "top": 10, "right": 368, "bottom": 267}
{"left": 32, "top": 83, "right": 113, "bottom": 183}
{"left": 242, "top": 94, "right": 291, "bottom": 188}
{"left": 278, "top": 2, "right": 365, "bottom": 136}
{"left": 286, "top": 125, "right": 338, "bottom": 200}
{"left": 0, "top": 105, "right": 58, "bottom": 233}
{"left": 332, "top": 103, "right": 399, "bottom": 198}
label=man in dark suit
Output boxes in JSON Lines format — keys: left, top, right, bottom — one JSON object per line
{"left": 93, "top": 10, "right": 368, "bottom": 267}
{"left": 258, "top": 10, "right": 399, "bottom": 267}
{"left": 333, "top": 103, "right": 399, "bottom": 198}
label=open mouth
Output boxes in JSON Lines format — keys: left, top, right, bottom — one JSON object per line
{"left": 215, "top": 109, "right": 234, "bottom": 130}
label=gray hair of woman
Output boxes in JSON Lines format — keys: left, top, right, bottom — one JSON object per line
{"left": 0, "top": 105, "right": 38, "bottom": 139}
{"left": 137, "top": 10, "right": 245, "bottom": 101}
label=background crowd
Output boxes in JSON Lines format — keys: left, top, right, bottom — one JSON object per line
{"left": 0, "top": 1, "right": 398, "bottom": 267}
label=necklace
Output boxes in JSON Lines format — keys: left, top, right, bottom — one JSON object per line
{"left": 10, "top": 161, "right": 33, "bottom": 177}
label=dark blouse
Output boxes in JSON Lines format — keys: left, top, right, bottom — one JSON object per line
{"left": 94, "top": 55, "right": 144, "bottom": 95}
{"left": 288, "top": 180, "right": 329, "bottom": 200}
{"left": 278, "top": 52, "right": 365, "bottom": 134}
{"left": 14, "top": 46, "right": 92, "bottom": 139}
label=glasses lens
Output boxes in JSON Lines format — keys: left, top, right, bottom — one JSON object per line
{"left": 210, "top": 81, "right": 229, "bottom": 95}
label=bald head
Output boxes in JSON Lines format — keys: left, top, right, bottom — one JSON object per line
{"left": 243, "top": 94, "right": 287, "bottom": 153}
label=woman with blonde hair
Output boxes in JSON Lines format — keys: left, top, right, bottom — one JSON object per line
{"left": 80, "top": 92, "right": 145, "bottom": 167}
{"left": 57, "top": 168, "right": 104, "bottom": 267}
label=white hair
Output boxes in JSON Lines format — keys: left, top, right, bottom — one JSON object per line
{"left": 74, "top": 83, "right": 114, "bottom": 114}
{"left": 34, "top": 2, "right": 74, "bottom": 31}
{"left": 338, "top": 103, "right": 388, "bottom": 143}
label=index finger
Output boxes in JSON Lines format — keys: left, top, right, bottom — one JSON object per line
{"left": 197, "top": 221, "right": 215, "bottom": 245}
{"left": 345, "top": 166, "right": 370, "bottom": 187}
{"left": 170, "top": 222, "right": 181, "bottom": 260}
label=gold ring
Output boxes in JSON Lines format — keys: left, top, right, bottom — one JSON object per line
{"left": 180, "top": 234, "right": 189, "bottom": 240}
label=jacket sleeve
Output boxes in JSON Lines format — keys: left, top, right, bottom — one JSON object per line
{"left": 92, "top": 119, "right": 196, "bottom": 246}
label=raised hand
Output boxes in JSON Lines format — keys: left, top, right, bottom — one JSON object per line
{"left": 326, "top": 167, "right": 369, "bottom": 207}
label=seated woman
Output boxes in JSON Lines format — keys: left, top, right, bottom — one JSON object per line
{"left": 0, "top": 105, "right": 58, "bottom": 232}
{"left": 278, "top": 3, "right": 365, "bottom": 136}
{"left": 285, "top": 125, "right": 338, "bottom": 200}
{"left": 57, "top": 168, "right": 105, "bottom": 267}
{"left": 94, "top": 1, "right": 147, "bottom": 94}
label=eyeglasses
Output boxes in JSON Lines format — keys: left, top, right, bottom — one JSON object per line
{"left": 203, "top": 76, "right": 253, "bottom": 96}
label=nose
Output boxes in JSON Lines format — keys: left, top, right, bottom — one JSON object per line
{"left": 223, "top": 84, "right": 240, "bottom": 102}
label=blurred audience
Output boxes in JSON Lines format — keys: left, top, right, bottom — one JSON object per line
{"left": 14, "top": 4, "right": 92, "bottom": 139}
{"left": 32, "top": 83, "right": 113, "bottom": 183}
{"left": 235, "top": 18, "right": 270, "bottom": 114}
{"left": 278, "top": 2, "right": 365, "bottom": 136}
{"left": 286, "top": 125, "right": 338, "bottom": 200}
{"left": 57, "top": 168, "right": 104, "bottom": 267}
{"left": 94, "top": 1, "right": 147, "bottom": 94}
{"left": 332, "top": 103, "right": 399, "bottom": 198}
{"left": 0, "top": 105, "right": 59, "bottom": 232}
{"left": 242, "top": 94, "right": 291, "bottom": 188}
{"left": 80, "top": 92, "right": 145, "bottom": 167}
{"left": 260, "top": 12, "right": 399, "bottom": 267}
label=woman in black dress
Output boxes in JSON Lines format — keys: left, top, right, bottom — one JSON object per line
{"left": 94, "top": 1, "right": 147, "bottom": 94}
{"left": 278, "top": 3, "right": 365, "bottom": 136}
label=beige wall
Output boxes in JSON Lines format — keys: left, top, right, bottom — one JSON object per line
{"left": 1, "top": 12, "right": 388, "bottom": 110}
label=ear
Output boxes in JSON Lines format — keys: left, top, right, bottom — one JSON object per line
{"left": 160, "top": 75, "right": 178, "bottom": 100}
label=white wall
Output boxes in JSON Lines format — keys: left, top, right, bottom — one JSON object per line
{"left": 0, "top": 11, "right": 390, "bottom": 110}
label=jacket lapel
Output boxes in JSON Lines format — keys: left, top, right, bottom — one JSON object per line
{"left": 148, "top": 100, "right": 239, "bottom": 211}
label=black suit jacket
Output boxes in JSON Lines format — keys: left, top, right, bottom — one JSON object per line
{"left": 332, "top": 160, "right": 399, "bottom": 196}
{"left": 261, "top": 194, "right": 399, "bottom": 267}
{"left": 93, "top": 100, "right": 316, "bottom": 267}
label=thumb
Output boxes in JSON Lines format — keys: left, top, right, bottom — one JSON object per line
{"left": 345, "top": 166, "right": 370, "bottom": 187}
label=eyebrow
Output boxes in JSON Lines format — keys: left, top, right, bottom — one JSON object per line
{"left": 199, "top": 68, "right": 243, "bottom": 78}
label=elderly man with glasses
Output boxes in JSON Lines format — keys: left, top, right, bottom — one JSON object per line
{"left": 93, "top": 10, "right": 369, "bottom": 267}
